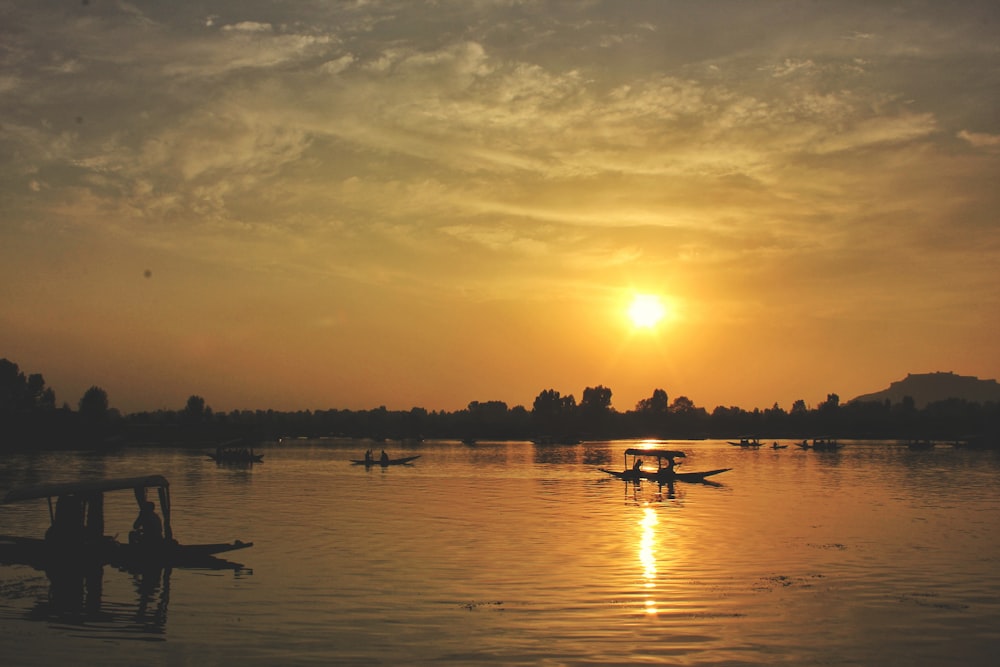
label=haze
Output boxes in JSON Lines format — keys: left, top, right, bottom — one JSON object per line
{"left": 2, "top": 1, "right": 998, "bottom": 414}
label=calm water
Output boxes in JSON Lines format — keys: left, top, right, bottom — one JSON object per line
{"left": 1, "top": 439, "right": 998, "bottom": 666}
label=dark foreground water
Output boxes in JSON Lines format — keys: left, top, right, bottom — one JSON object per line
{"left": 0, "top": 439, "right": 998, "bottom": 666}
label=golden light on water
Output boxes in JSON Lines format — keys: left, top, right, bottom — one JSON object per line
{"left": 639, "top": 506, "right": 659, "bottom": 615}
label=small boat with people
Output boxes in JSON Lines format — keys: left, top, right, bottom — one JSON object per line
{"left": 351, "top": 449, "right": 421, "bottom": 467}
{"left": 600, "top": 448, "right": 731, "bottom": 484}
{"left": 810, "top": 438, "right": 842, "bottom": 451}
{"left": 728, "top": 438, "right": 763, "bottom": 448}
{"left": 1, "top": 474, "right": 252, "bottom": 572}
{"left": 207, "top": 446, "right": 263, "bottom": 464}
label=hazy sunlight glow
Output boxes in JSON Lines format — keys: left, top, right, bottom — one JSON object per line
{"left": 628, "top": 295, "right": 666, "bottom": 329}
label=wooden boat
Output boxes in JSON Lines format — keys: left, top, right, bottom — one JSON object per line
{"left": 600, "top": 447, "right": 731, "bottom": 484}
{"left": 600, "top": 467, "right": 731, "bottom": 483}
{"left": 351, "top": 455, "right": 421, "bottom": 467}
{"left": 207, "top": 449, "right": 264, "bottom": 464}
{"left": 2, "top": 475, "right": 252, "bottom": 572}
{"left": 906, "top": 440, "right": 935, "bottom": 450}
{"left": 810, "top": 439, "right": 842, "bottom": 451}
{"left": 728, "top": 438, "right": 763, "bottom": 448}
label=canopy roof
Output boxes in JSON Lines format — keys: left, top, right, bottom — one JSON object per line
{"left": 624, "top": 448, "right": 686, "bottom": 459}
{"left": 4, "top": 475, "right": 170, "bottom": 503}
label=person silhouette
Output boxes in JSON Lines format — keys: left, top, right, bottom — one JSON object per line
{"left": 132, "top": 501, "right": 164, "bottom": 546}
{"left": 380, "top": 450, "right": 389, "bottom": 465}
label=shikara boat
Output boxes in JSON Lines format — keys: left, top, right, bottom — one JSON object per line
{"left": 728, "top": 438, "right": 763, "bottom": 448}
{"left": 600, "top": 447, "right": 731, "bottom": 484}
{"left": 1, "top": 475, "right": 252, "bottom": 572}
{"left": 207, "top": 448, "right": 264, "bottom": 464}
{"left": 351, "top": 455, "right": 421, "bottom": 467}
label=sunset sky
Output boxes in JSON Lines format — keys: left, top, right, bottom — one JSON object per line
{"left": 2, "top": 1, "right": 998, "bottom": 415}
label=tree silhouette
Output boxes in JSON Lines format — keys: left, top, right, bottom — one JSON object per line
{"left": 78, "top": 386, "right": 109, "bottom": 420}
{"left": 636, "top": 388, "right": 669, "bottom": 414}
{"left": 184, "top": 395, "right": 208, "bottom": 422}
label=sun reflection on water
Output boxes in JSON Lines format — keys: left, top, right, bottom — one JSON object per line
{"left": 639, "top": 505, "right": 659, "bottom": 615}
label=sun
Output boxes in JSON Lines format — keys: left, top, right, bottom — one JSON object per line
{"left": 627, "top": 294, "right": 667, "bottom": 329}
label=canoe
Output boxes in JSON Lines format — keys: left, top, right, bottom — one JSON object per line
{"left": 351, "top": 455, "right": 421, "bottom": 467}
{"left": 600, "top": 467, "right": 731, "bottom": 484}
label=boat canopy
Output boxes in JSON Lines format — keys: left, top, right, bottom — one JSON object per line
{"left": 624, "top": 448, "right": 686, "bottom": 459}
{"left": 3, "top": 475, "right": 169, "bottom": 503}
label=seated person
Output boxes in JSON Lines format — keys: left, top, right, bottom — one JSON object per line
{"left": 131, "top": 501, "right": 164, "bottom": 546}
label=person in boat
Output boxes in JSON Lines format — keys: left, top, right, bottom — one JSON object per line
{"left": 659, "top": 456, "right": 676, "bottom": 474}
{"left": 45, "top": 495, "right": 85, "bottom": 545}
{"left": 131, "top": 501, "right": 164, "bottom": 546}
{"left": 364, "top": 449, "right": 373, "bottom": 464}
{"left": 380, "top": 449, "right": 389, "bottom": 465}
{"left": 632, "top": 457, "right": 643, "bottom": 473}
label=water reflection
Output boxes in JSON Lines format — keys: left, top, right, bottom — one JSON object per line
{"left": 24, "top": 563, "right": 170, "bottom": 638}
{"left": 639, "top": 506, "right": 659, "bottom": 616}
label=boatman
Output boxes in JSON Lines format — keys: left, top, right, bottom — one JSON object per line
{"left": 380, "top": 450, "right": 389, "bottom": 465}
{"left": 132, "top": 501, "right": 164, "bottom": 546}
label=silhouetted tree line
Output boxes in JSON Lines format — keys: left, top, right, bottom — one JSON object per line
{"left": 1, "top": 358, "right": 998, "bottom": 451}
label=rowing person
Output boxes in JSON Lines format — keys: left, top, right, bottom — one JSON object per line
{"left": 380, "top": 450, "right": 389, "bottom": 465}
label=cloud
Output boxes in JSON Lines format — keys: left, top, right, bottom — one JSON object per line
{"left": 958, "top": 130, "right": 1000, "bottom": 151}
{"left": 221, "top": 21, "right": 274, "bottom": 33}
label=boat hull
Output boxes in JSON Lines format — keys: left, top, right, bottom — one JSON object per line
{"left": 0, "top": 535, "right": 252, "bottom": 572}
{"left": 600, "top": 467, "right": 731, "bottom": 484}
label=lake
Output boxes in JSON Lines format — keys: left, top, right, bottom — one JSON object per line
{"left": 1, "top": 439, "right": 998, "bottom": 666}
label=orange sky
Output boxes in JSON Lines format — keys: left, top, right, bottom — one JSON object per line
{"left": 2, "top": 1, "right": 998, "bottom": 414}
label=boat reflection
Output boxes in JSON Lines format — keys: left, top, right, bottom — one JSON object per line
{"left": 24, "top": 563, "right": 170, "bottom": 637}
{"left": 20, "top": 558, "right": 249, "bottom": 638}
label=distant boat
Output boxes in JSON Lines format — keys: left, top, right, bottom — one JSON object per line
{"left": 811, "top": 439, "right": 842, "bottom": 451}
{"left": 728, "top": 438, "right": 763, "bottom": 448}
{"left": 207, "top": 448, "right": 263, "bottom": 464}
{"left": 772, "top": 442, "right": 788, "bottom": 449}
{"left": 351, "top": 455, "right": 421, "bottom": 468}
{"left": 532, "top": 436, "right": 581, "bottom": 445}
{"left": 906, "top": 440, "right": 935, "bottom": 450}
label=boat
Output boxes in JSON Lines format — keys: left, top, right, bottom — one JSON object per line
{"left": 728, "top": 438, "right": 763, "bottom": 448}
{"left": 906, "top": 440, "right": 935, "bottom": 450}
{"left": 1, "top": 475, "right": 252, "bottom": 572}
{"left": 351, "top": 454, "right": 421, "bottom": 467}
{"left": 207, "top": 448, "right": 264, "bottom": 464}
{"left": 772, "top": 442, "right": 788, "bottom": 449}
{"left": 810, "top": 438, "right": 842, "bottom": 451}
{"left": 599, "top": 447, "right": 731, "bottom": 484}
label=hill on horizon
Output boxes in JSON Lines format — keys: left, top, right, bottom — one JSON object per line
{"left": 850, "top": 371, "right": 1000, "bottom": 409}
